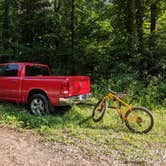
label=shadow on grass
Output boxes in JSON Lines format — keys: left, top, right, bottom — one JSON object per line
{"left": 78, "top": 116, "right": 92, "bottom": 126}
{"left": 0, "top": 101, "right": 72, "bottom": 115}
{"left": 0, "top": 102, "right": 132, "bottom": 133}
{"left": 0, "top": 102, "right": 93, "bottom": 130}
{"left": 53, "top": 106, "right": 72, "bottom": 115}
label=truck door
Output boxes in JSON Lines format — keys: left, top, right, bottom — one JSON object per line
{"left": 0, "top": 64, "right": 20, "bottom": 101}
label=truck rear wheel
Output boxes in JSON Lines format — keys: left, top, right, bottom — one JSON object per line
{"left": 29, "top": 94, "right": 51, "bottom": 115}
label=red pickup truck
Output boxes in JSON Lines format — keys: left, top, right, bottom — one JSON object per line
{"left": 0, "top": 63, "right": 90, "bottom": 115}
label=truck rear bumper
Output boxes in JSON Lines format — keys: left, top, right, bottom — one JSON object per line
{"left": 59, "top": 93, "right": 91, "bottom": 106}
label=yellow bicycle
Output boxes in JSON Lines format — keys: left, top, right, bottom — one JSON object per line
{"left": 92, "top": 89, "right": 154, "bottom": 134}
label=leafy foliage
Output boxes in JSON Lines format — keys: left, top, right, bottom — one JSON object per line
{"left": 0, "top": 0, "right": 165, "bottom": 101}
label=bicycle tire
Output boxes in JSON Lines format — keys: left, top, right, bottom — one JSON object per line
{"left": 92, "top": 99, "right": 108, "bottom": 122}
{"left": 125, "top": 106, "right": 154, "bottom": 134}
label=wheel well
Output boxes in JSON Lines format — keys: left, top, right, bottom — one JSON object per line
{"left": 28, "top": 89, "right": 48, "bottom": 102}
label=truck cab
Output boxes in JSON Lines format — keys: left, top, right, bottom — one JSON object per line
{"left": 0, "top": 63, "right": 91, "bottom": 115}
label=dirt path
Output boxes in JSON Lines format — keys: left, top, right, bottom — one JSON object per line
{"left": 0, "top": 127, "right": 122, "bottom": 166}
{"left": 0, "top": 126, "right": 165, "bottom": 166}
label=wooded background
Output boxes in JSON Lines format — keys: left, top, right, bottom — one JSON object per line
{"left": 0, "top": 0, "right": 165, "bottom": 87}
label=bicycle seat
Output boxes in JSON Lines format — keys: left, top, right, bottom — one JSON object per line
{"left": 109, "top": 89, "right": 126, "bottom": 98}
{"left": 108, "top": 89, "right": 117, "bottom": 94}
{"left": 116, "top": 93, "right": 126, "bottom": 99}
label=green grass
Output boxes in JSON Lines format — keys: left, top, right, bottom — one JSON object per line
{"left": 0, "top": 102, "right": 165, "bottom": 164}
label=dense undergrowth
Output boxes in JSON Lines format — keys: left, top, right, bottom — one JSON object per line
{"left": 92, "top": 76, "right": 166, "bottom": 110}
{"left": 0, "top": 83, "right": 165, "bottom": 164}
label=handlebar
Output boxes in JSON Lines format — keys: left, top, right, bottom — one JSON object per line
{"left": 108, "top": 89, "right": 126, "bottom": 98}
{"left": 98, "top": 85, "right": 127, "bottom": 98}
{"left": 98, "top": 86, "right": 137, "bottom": 102}
{"left": 108, "top": 89, "right": 117, "bottom": 94}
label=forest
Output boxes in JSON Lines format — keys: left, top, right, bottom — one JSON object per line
{"left": 0, "top": 1, "right": 165, "bottom": 164}
{"left": 0, "top": 0, "right": 166, "bottom": 106}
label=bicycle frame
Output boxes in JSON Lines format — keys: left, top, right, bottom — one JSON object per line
{"left": 93, "top": 90, "right": 154, "bottom": 134}
{"left": 100, "top": 92, "right": 137, "bottom": 123}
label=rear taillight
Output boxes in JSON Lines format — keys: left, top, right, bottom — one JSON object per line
{"left": 62, "top": 81, "right": 69, "bottom": 96}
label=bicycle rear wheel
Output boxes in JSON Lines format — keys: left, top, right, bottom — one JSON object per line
{"left": 92, "top": 99, "right": 108, "bottom": 122}
{"left": 125, "top": 106, "right": 154, "bottom": 134}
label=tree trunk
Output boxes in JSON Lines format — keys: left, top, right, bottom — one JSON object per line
{"left": 21, "top": 0, "right": 35, "bottom": 45}
{"left": 70, "top": 0, "right": 76, "bottom": 73}
{"left": 71, "top": 0, "right": 75, "bottom": 51}
{"left": 126, "top": 0, "right": 135, "bottom": 55}
{"left": 54, "top": 0, "right": 60, "bottom": 12}
{"left": 53, "top": 0, "right": 61, "bottom": 49}
{"left": 150, "top": 1, "right": 158, "bottom": 33}
{"left": 2, "top": 0, "right": 10, "bottom": 50}
{"left": 149, "top": 0, "right": 159, "bottom": 48}
{"left": 135, "top": 0, "right": 144, "bottom": 54}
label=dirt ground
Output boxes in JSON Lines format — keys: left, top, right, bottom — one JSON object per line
{"left": 0, "top": 126, "right": 165, "bottom": 166}
{"left": 0, "top": 126, "right": 123, "bottom": 166}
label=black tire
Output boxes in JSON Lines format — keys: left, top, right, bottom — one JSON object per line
{"left": 92, "top": 99, "right": 108, "bottom": 122}
{"left": 125, "top": 106, "right": 154, "bottom": 134}
{"left": 28, "top": 94, "right": 52, "bottom": 115}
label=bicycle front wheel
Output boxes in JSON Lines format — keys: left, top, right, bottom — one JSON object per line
{"left": 92, "top": 99, "right": 108, "bottom": 122}
{"left": 125, "top": 106, "right": 154, "bottom": 134}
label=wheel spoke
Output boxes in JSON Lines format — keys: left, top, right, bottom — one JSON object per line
{"left": 92, "top": 99, "right": 108, "bottom": 122}
{"left": 34, "top": 99, "right": 39, "bottom": 104}
{"left": 125, "top": 107, "right": 154, "bottom": 134}
{"left": 31, "top": 98, "right": 45, "bottom": 115}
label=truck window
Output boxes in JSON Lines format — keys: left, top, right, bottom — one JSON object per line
{"left": 26, "top": 65, "right": 50, "bottom": 76}
{"left": 0, "top": 64, "right": 19, "bottom": 77}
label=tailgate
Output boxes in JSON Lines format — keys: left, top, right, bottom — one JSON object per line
{"left": 68, "top": 76, "right": 90, "bottom": 97}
